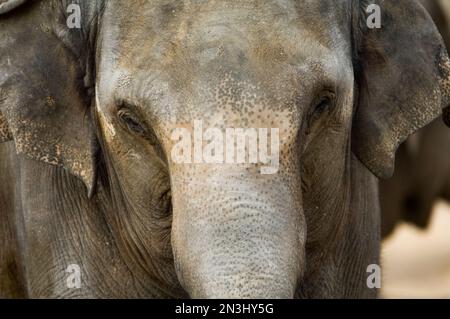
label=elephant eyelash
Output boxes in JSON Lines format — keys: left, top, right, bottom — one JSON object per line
{"left": 314, "top": 96, "right": 332, "bottom": 115}
{"left": 118, "top": 108, "right": 147, "bottom": 136}
{"left": 304, "top": 90, "right": 336, "bottom": 138}
{"left": 116, "top": 105, "right": 162, "bottom": 151}
{"left": 309, "top": 91, "right": 335, "bottom": 121}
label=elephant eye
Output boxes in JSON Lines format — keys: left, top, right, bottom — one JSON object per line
{"left": 309, "top": 91, "right": 335, "bottom": 123}
{"left": 314, "top": 91, "right": 334, "bottom": 115}
{"left": 305, "top": 90, "right": 335, "bottom": 135}
{"left": 118, "top": 108, "right": 147, "bottom": 136}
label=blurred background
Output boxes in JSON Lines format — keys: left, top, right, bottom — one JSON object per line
{"left": 382, "top": 202, "right": 450, "bottom": 298}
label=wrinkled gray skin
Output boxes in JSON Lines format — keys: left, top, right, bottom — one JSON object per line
{"left": 380, "top": 0, "right": 450, "bottom": 238}
{"left": 0, "top": 0, "right": 449, "bottom": 298}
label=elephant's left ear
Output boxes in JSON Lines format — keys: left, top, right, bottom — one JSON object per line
{"left": 352, "top": 0, "right": 450, "bottom": 179}
{"left": 0, "top": 1, "right": 98, "bottom": 195}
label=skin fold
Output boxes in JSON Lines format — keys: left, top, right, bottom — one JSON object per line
{"left": 0, "top": 0, "right": 449, "bottom": 298}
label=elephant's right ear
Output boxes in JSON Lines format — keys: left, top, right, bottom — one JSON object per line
{"left": 0, "top": 1, "right": 98, "bottom": 195}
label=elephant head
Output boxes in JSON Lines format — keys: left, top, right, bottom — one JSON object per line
{"left": 1, "top": 0, "right": 449, "bottom": 298}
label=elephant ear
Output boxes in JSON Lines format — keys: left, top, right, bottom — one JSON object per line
{"left": 352, "top": 0, "right": 450, "bottom": 179}
{"left": 0, "top": 0, "right": 98, "bottom": 195}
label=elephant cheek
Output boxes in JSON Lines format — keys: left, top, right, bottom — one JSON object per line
{"left": 170, "top": 167, "right": 305, "bottom": 299}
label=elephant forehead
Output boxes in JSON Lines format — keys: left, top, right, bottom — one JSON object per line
{"left": 101, "top": 0, "right": 348, "bottom": 70}
{"left": 98, "top": 0, "right": 351, "bottom": 90}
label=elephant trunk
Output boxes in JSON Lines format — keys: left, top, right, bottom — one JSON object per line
{"left": 170, "top": 166, "right": 305, "bottom": 299}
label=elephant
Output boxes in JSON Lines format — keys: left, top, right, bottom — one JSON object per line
{"left": 380, "top": 0, "right": 450, "bottom": 238}
{"left": 0, "top": 0, "right": 449, "bottom": 299}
